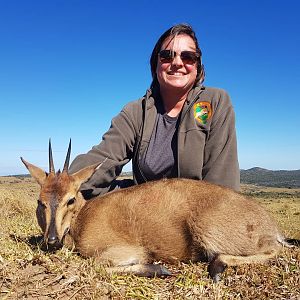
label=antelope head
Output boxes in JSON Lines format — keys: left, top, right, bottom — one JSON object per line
{"left": 21, "top": 140, "right": 100, "bottom": 249}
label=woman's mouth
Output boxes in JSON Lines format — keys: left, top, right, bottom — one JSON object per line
{"left": 167, "top": 72, "right": 186, "bottom": 76}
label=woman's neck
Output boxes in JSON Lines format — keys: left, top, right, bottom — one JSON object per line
{"left": 160, "top": 89, "right": 190, "bottom": 117}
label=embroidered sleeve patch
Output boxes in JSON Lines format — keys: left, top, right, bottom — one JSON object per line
{"left": 193, "top": 102, "right": 212, "bottom": 124}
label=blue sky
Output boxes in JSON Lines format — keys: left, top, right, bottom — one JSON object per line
{"left": 0, "top": 0, "right": 299, "bottom": 175}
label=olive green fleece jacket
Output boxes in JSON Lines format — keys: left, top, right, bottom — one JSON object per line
{"left": 69, "top": 85, "right": 240, "bottom": 197}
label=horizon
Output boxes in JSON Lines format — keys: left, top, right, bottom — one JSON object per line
{"left": 0, "top": 0, "right": 299, "bottom": 176}
{"left": 3, "top": 167, "right": 300, "bottom": 178}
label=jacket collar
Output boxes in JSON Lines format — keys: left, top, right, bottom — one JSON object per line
{"left": 144, "top": 84, "right": 205, "bottom": 110}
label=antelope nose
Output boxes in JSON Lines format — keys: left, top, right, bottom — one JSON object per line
{"left": 47, "top": 235, "right": 59, "bottom": 245}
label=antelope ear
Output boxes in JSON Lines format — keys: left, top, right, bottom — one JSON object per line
{"left": 20, "top": 157, "right": 47, "bottom": 186}
{"left": 71, "top": 163, "right": 101, "bottom": 189}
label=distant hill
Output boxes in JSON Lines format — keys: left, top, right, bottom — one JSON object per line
{"left": 240, "top": 167, "right": 300, "bottom": 188}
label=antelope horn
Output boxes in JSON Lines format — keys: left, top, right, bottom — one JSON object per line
{"left": 63, "top": 139, "right": 71, "bottom": 173}
{"left": 49, "top": 139, "right": 55, "bottom": 174}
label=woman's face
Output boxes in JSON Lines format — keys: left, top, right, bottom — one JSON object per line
{"left": 156, "top": 34, "right": 198, "bottom": 95}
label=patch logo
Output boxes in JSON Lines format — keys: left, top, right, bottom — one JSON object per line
{"left": 193, "top": 102, "right": 212, "bottom": 124}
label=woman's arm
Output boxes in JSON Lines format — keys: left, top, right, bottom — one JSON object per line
{"left": 69, "top": 101, "right": 142, "bottom": 197}
{"left": 202, "top": 90, "right": 240, "bottom": 191}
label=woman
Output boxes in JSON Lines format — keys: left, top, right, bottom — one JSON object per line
{"left": 69, "top": 24, "right": 240, "bottom": 199}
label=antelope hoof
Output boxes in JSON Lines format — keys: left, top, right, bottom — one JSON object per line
{"left": 159, "top": 265, "right": 172, "bottom": 277}
{"left": 138, "top": 264, "right": 172, "bottom": 277}
{"left": 208, "top": 257, "right": 227, "bottom": 283}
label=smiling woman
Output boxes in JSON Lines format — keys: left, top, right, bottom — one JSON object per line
{"left": 68, "top": 23, "right": 240, "bottom": 199}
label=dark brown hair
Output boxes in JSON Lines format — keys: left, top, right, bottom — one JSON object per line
{"left": 150, "top": 24, "right": 205, "bottom": 87}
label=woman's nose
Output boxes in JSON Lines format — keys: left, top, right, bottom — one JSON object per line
{"left": 171, "top": 53, "right": 183, "bottom": 66}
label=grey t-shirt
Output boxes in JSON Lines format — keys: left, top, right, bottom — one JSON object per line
{"left": 140, "top": 106, "right": 179, "bottom": 180}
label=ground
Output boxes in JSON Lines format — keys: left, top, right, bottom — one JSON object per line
{"left": 0, "top": 176, "right": 299, "bottom": 299}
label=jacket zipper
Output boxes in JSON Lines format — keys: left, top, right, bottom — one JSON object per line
{"left": 134, "top": 97, "right": 148, "bottom": 183}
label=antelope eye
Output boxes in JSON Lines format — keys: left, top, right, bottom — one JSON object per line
{"left": 67, "top": 198, "right": 75, "bottom": 206}
{"left": 37, "top": 199, "right": 46, "bottom": 208}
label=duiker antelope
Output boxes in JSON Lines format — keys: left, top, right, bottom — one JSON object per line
{"left": 21, "top": 141, "right": 291, "bottom": 282}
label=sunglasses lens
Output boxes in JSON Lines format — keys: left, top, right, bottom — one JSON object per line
{"left": 180, "top": 51, "right": 199, "bottom": 64}
{"left": 159, "top": 50, "right": 174, "bottom": 63}
{"left": 159, "top": 50, "right": 199, "bottom": 64}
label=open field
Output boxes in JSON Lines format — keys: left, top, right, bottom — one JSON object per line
{"left": 0, "top": 176, "right": 299, "bottom": 299}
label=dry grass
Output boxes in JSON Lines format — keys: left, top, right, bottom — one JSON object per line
{"left": 0, "top": 178, "right": 299, "bottom": 299}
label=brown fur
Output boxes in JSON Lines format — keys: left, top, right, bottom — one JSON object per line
{"left": 21, "top": 158, "right": 287, "bottom": 282}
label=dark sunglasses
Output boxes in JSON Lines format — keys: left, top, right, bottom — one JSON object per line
{"left": 158, "top": 50, "right": 200, "bottom": 65}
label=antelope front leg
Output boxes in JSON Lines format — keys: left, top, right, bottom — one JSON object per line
{"left": 94, "top": 245, "right": 172, "bottom": 277}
